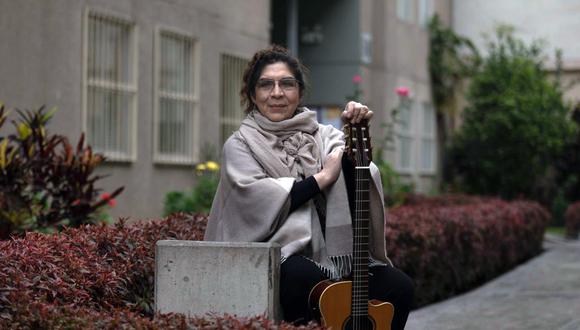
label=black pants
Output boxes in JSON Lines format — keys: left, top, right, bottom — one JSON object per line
{"left": 280, "top": 255, "right": 414, "bottom": 330}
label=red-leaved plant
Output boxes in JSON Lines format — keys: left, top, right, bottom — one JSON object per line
{"left": 0, "top": 105, "right": 123, "bottom": 238}
{"left": 564, "top": 201, "right": 580, "bottom": 239}
{"left": 0, "top": 196, "right": 550, "bottom": 327}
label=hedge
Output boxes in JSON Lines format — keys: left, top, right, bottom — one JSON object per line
{"left": 387, "top": 198, "right": 550, "bottom": 306}
{"left": 0, "top": 196, "right": 550, "bottom": 327}
{"left": 565, "top": 201, "right": 580, "bottom": 239}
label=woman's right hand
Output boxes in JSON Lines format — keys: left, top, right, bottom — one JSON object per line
{"left": 314, "top": 147, "right": 343, "bottom": 190}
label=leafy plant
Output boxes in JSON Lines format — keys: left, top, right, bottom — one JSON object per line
{"left": 163, "top": 160, "right": 220, "bottom": 215}
{"left": 446, "top": 26, "right": 575, "bottom": 200}
{"left": 0, "top": 213, "right": 324, "bottom": 329}
{"left": 0, "top": 105, "right": 123, "bottom": 238}
{"left": 428, "top": 14, "right": 481, "bottom": 171}
{"left": 428, "top": 14, "right": 481, "bottom": 112}
{"left": 373, "top": 88, "right": 414, "bottom": 207}
{"left": 387, "top": 197, "right": 550, "bottom": 307}
{"left": 0, "top": 197, "right": 550, "bottom": 323}
{"left": 564, "top": 201, "right": 580, "bottom": 239}
{"left": 374, "top": 158, "right": 414, "bottom": 208}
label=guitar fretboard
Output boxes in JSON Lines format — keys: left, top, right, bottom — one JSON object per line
{"left": 351, "top": 166, "right": 371, "bottom": 318}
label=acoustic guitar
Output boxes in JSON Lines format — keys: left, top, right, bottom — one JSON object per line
{"left": 308, "top": 120, "right": 394, "bottom": 330}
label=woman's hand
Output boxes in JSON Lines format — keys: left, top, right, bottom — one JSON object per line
{"left": 341, "top": 101, "right": 373, "bottom": 124}
{"left": 313, "top": 147, "right": 343, "bottom": 190}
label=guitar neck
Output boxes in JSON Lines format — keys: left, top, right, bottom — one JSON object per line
{"left": 351, "top": 166, "right": 371, "bottom": 317}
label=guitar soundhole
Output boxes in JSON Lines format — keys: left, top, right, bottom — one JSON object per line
{"left": 343, "top": 315, "right": 375, "bottom": 330}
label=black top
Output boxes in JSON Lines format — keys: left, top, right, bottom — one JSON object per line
{"left": 288, "top": 154, "right": 356, "bottom": 215}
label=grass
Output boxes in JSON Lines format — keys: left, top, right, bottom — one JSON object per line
{"left": 546, "top": 226, "right": 566, "bottom": 237}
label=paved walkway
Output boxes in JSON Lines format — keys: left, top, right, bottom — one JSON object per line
{"left": 406, "top": 234, "right": 580, "bottom": 330}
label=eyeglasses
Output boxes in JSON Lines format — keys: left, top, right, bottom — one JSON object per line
{"left": 256, "top": 78, "right": 300, "bottom": 93}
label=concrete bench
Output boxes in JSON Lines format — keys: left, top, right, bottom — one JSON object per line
{"left": 155, "top": 240, "right": 282, "bottom": 320}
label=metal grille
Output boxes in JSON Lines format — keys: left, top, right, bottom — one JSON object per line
{"left": 155, "top": 31, "right": 198, "bottom": 163}
{"left": 86, "top": 13, "right": 136, "bottom": 161}
{"left": 220, "top": 54, "right": 249, "bottom": 144}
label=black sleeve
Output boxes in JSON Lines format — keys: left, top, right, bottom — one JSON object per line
{"left": 342, "top": 153, "right": 356, "bottom": 217}
{"left": 289, "top": 175, "right": 321, "bottom": 213}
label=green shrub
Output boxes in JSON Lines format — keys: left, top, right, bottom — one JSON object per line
{"left": 565, "top": 201, "right": 580, "bottom": 239}
{"left": 374, "top": 158, "right": 414, "bottom": 207}
{"left": 0, "top": 105, "right": 123, "bottom": 238}
{"left": 447, "top": 26, "right": 575, "bottom": 200}
{"left": 163, "top": 161, "right": 219, "bottom": 216}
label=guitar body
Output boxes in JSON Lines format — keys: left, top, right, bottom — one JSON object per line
{"left": 309, "top": 279, "right": 394, "bottom": 330}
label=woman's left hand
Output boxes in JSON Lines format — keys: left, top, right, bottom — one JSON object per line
{"left": 341, "top": 101, "right": 373, "bottom": 124}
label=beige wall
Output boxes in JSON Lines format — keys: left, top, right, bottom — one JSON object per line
{"left": 0, "top": 0, "right": 270, "bottom": 219}
{"left": 358, "top": 0, "right": 451, "bottom": 194}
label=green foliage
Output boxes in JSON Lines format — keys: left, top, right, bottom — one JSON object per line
{"left": 428, "top": 14, "right": 481, "bottom": 110}
{"left": 374, "top": 158, "right": 414, "bottom": 207}
{"left": 447, "top": 26, "right": 575, "bottom": 199}
{"left": 163, "top": 161, "right": 220, "bottom": 216}
{"left": 555, "top": 107, "right": 580, "bottom": 202}
{"left": 0, "top": 105, "right": 123, "bottom": 238}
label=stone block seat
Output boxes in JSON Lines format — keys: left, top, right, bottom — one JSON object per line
{"left": 155, "top": 240, "right": 282, "bottom": 320}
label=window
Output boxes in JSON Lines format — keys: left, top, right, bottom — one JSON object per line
{"left": 220, "top": 54, "right": 249, "bottom": 144}
{"left": 396, "top": 101, "right": 414, "bottom": 171}
{"left": 419, "top": 102, "right": 437, "bottom": 172}
{"left": 396, "top": 100, "right": 437, "bottom": 173}
{"left": 397, "top": 0, "right": 415, "bottom": 22}
{"left": 84, "top": 12, "right": 137, "bottom": 161}
{"left": 360, "top": 33, "right": 373, "bottom": 64}
{"left": 154, "top": 30, "right": 199, "bottom": 164}
{"left": 419, "top": 0, "right": 434, "bottom": 27}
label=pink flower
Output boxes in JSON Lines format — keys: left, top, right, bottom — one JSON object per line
{"left": 352, "top": 75, "right": 362, "bottom": 84}
{"left": 395, "top": 87, "right": 410, "bottom": 97}
{"left": 107, "top": 198, "right": 117, "bottom": 208}
{"left": 100, "top": 192, "right": 117, "bottom": 207}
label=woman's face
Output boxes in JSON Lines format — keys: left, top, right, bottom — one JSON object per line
{"left": 251, "top": 62, "right": 300, "bottom": 122}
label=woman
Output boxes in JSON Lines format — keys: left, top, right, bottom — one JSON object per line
{"left": 204, "top": 45, "right": 413, "bottom": 329}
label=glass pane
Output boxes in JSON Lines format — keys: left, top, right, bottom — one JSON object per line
{"left": 397, "top": 0, "right": 408, "bottom": 20}
{"left": 421, "top": 139, "right": 435, "bottom": 170}
{"left": 220, "top": 54, "right": 248, "bottom": 144}
{"left": 399, "top": 136, "right": 412, "bottom": 169}
{"left": 87, "top": 87, "right": 131, "bottom": 154}
{"left": 399, "top": 107, "right": 412, "bottom": 132}
{"left": 158, "top": 98, "right": 193, "bottom": 156}
{"left": 419, "top": 0, "right": 432, "bottom": 26}
{"left": 88, "top": 16, "right": 132, "bottom": 83}
{"left": 423, "top": 103, "right": 435, "bottom": 135}
{"left": 161, "top": 34, "right": 192, "bottom": 94}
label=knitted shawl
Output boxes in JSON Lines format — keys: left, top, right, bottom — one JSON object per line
{"left": 204, "top": 108, "right": 389, "bottom": 278}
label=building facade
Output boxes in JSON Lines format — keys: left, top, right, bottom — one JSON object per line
{"left": 0, "top": 0, "right": 270, "bottom": 218}
{"left": 272, "top": 0, "right": 450, "bottom": 193}
{"left": 1, "top": 0, "right": 451, "bottom": 219}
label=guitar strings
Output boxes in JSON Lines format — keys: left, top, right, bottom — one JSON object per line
{"left": 353, "top": 124, "right": 370, "bottom": 329}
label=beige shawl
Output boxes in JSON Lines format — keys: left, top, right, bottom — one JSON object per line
{"left": 204, "top": 108, "right": 389, "bottom": 278}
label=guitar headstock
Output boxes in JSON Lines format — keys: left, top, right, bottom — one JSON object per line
{"left": 343, "top": 119, "right": 372, "bottom": 167}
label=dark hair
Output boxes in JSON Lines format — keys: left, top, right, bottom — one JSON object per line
{"left": 240, "top": 45, "right": 308, "bottom": 113}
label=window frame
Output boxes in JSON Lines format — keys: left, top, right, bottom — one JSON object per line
{"left": 82, "top": 8, "right": 139, "bottom": 162}
{"left": 396, "top": 0, "right": 416, "bottom": 23}
{"left": 418, "top": 0, "right": 434, "bottom": 28}
{"left": 395, "top": 99, "right": 415, "bottom": 173}
{"left": 219, "top": 53, "right": 250, "bottom": 146}
{"left": 152, "top": 26, "right": 201, "bottom": 165}
{"left": 418, "top": 101, "right": 437, "bottom": 174}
